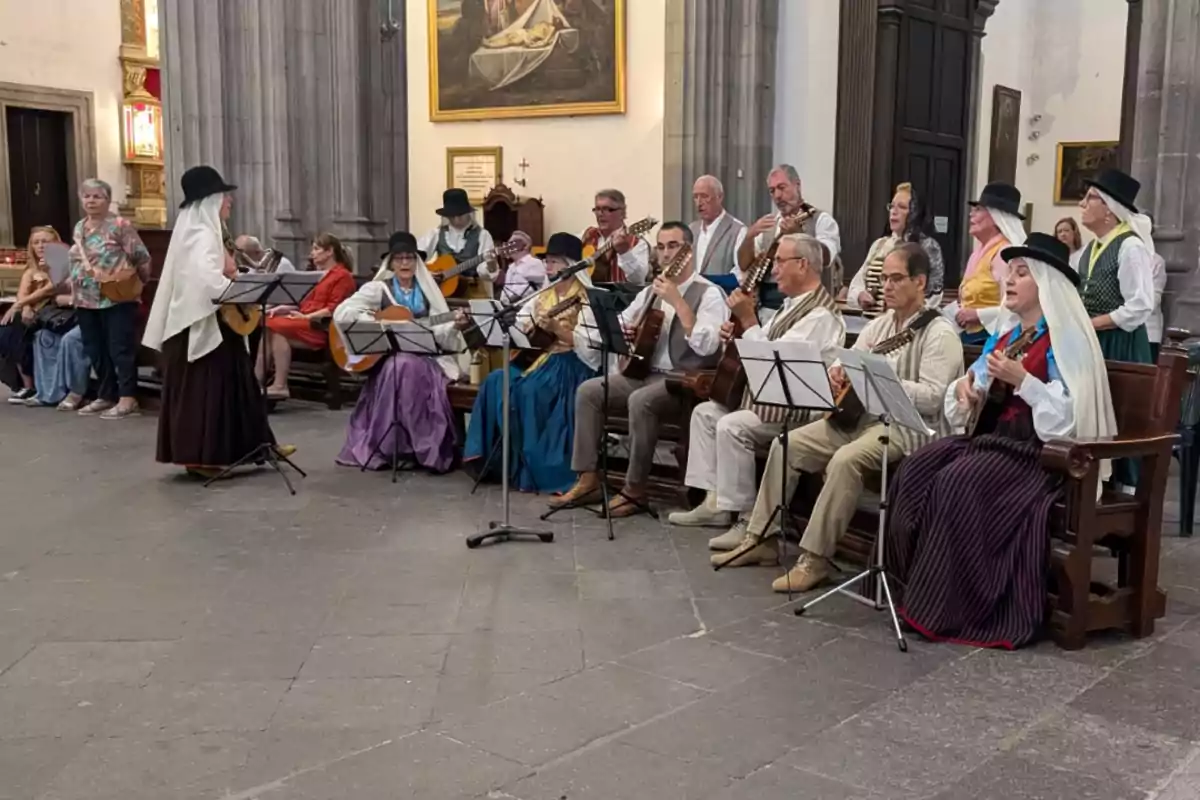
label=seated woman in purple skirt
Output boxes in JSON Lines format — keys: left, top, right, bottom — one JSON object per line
{"left": 332, "top": 231, "right": 472, "bottom": 473}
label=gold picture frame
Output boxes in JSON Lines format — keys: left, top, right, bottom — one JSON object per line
{"left": 446, "top": 147, "right": 503, "bottom": 205}
{"left": 1054, "top": 141, "right": 1120, "bottom": 205}
{"left": 428, "top": 0, "right": 627, "bottom": 122}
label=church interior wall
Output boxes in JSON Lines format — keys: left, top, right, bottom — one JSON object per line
{"left": 771, "top": 0, "right": 840, "bottom": 213}
{"left": 404, "top": 0, "right": 666, "bottom": 240}
{"left": 0, "top": 0, "right": 126, "bottom": 204}
{"left": 975, "top": 0, "right": 1128, "bottom": 236}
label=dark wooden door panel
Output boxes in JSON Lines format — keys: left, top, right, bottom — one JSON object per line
{"left": 897, "top": 141, "right": 963, "bottom": 283}
{"left": 5, "top": 106, "right": 72, "bottom": 246}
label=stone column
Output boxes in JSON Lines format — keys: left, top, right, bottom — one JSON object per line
{"left": 662, "top": 0, "right": 780, "bottom": 224}
{"left": 1131, "top": 0, "right": 1200, "bottom": 331}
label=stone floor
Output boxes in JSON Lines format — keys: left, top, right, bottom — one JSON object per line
{"left": 2, "top": 400, "right": 1200, "bottom": 799}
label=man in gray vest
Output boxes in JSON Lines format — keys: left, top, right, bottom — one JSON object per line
{"left": 549, "top": 222, "right": 730, "bottom": 518}
{"left": 416, "top": 188, "right": 496, "bottom": 296}
{"left": 689, "top": 175, "right": 746, "bottom": 276}
{"left": 736, "top": 165, "right": 843, "bottom": 304}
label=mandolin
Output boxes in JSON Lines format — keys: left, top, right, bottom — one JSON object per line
{"left": 329, "top": 305, "right": 460, "bottom": 373}
{"left": 426, "top": 240, "right": 523, "bottom": 298}
{"left": 826, "top": 308, "right": 940, "bottom": 430}
{"left": 707, "top": 206, "right": 817, "bottom": 408}
{"left": 580, "top": 218, "right": 659, "bottom": 283}
{"left": 618, "top": 243, "right": 694, "bottom": 380}
{"left": 218, "top": 224, "right": 263, "bottom": 336}
{"left": 964, "top": 326, "right": 1040, "bottom": 436}
{"left": 510, "top": 292, "right": 586, "bottom": 370}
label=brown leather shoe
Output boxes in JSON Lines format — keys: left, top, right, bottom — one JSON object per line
{"left": 771, "top": 552, "right": 833, "bottom": 593}
{"left": 711, "top": 535, "right": 780, "bottom": 568}
{"left": 548, "top": 475, "right": 602, "bottom": 509}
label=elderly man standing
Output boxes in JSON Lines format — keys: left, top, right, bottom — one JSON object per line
{"left": 689, "top": 175, "right": 746, "bottom": 276}
{"left": 234, "top": 235, "right": 297, "bottom": 272}
{"left": 736, "top": 164, "right": 842, "bottom": 304}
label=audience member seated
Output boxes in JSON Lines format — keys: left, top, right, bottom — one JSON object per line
{"left": 1, "top": 226, "right": 60, "bottom": 403}
{"left": 256, "top": 233, "right": 357, "bottom": 400}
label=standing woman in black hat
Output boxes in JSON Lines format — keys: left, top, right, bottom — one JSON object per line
{"left": 886, "top": 233, "right": 1116, "bottom": 648}
{"left": 1076, "top": 168, "right": 1156, "bottom": 364}
{"left": 67, "top": 178, "right": 153, "bottom": 418}
{"left": 143, "top": 166, "right": 288, "bottom": 478}
{"left": 417, "top": 188, "right": 497, "bottom": 297}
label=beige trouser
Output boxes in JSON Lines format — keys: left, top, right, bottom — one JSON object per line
{"left": 684, "top": 401, "right": 782, "bottom": 512}
{"left": 744, "top": 417, "right": 904, "bottom": 558}
{"left": 572, "top": 373, "right": 678, "bottom": 487}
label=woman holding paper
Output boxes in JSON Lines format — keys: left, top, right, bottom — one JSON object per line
{"left": 333, "top": 231, "right": 472, "bottom": 473}
{"left": 142, "top": 166, "right": 288, "bottom": 478}
{"left": 463, "top": 232, "right": 599, "bottom": 493}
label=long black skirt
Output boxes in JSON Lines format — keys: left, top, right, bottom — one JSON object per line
{"left": 157, "top": 321, "right": 275, "bottom": 467}
{"left": 885, "top": 434, "right": 1060, "bottom": 649}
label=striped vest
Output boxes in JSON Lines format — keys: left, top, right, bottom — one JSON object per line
{"left": 1079, "top": 230, "right": 1136, "bottom": 317}
{"left": 740, "top": 284, "right": 841, "bottom": 424}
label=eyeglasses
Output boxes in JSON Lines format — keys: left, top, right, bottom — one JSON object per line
{"left": 880, "top": 274, "right": 912, "bottom": 285}
{"left": 392, "top": 254, "right": 419, "bottom": 263}
{"left": 592, "top": 205, "right": 625, "bottom": 214}
{"left": 772, "top": 256, "right": 805, "bottom": 266}
{"left": 886, "top": 203, "right": 909, "bottom": 212}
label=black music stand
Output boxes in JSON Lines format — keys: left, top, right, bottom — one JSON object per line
{"left": 794, "top": 350, "right": 933, "bottom": 652}
{"left": 340, "top": 318, "right": 457, "bottom": 483}
{"left": 205, "top": 272, "right": 322, "bottom": 494}
{"left": 712, "top": 339, "right": 835, "bottom": 579}
{"left": 540, "top": 286, "right": 644, "bottom": 541}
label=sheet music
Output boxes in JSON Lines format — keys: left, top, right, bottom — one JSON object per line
{"left": 940, "top": 300, "right": 964, "bottom": 335}
{"left": 739, "top": 339, "right": 835, "bottom": 411}
{"left": 340, "top": 322, "right": 393, "bottom": 356}
{"left": 380, "top": 320, "right": 439, "bottom": 355}
{"left": 42, "top": 242, "right": 71, "bottom": 285}
{"left": 858, "top": 352, "right": 935, "bottom": 436}
{"left": 468, "top": 299, "right": 532, "bottom": 348}
{"left": 843, "top": 314, "right": 870, "bottom": 336}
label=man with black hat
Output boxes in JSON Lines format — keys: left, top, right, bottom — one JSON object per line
{"left": 143, "top": 165, "right": 288, "bottom": 478}
{"left": 1076, "top": 168, "right": 1156, "bottom": 364}
{"left": 954, "top": 181, "right": 1028, "bottom": 345}
{"left": 885, "top": 232, "right": 1116, "bottom": 648}
{"left": 417, "top": 188, "right": 497, "bottom": 296}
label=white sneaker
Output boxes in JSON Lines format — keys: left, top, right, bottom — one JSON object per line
{"left": 667, "top": 492, "right": 732, "bottom": 528}
{"left": 709, "top": 518, "right": 750, "bottom": 551}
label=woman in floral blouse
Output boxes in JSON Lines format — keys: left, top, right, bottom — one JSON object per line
{"left": 69, "top": 179, "right": 152, "bottom": 419}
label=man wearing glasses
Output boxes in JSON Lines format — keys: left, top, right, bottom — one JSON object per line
{"left": 582, "top": 189, "right": 651, "bottom": 284}
{"left": 712, "top": 244, "right": 962, "bottom": 594}
{"left": 669, "top": 234, "right": 846, "bottom": 535}
{"left": 736, "top": 164, "right": 843, "bottom": 304}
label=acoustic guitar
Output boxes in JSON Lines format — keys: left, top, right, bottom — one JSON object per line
{"left": 964, "top": 326, "right": 1039, "bottom": 436}
{"left": 618, "top": 243, "right": 694, "bottom": 380}
{"left": 329, "top": 305, "right": 460, "bottom": 373}
{"left": 826, "top": 308, "right": 940, "bottom": 430}
{"left": 217, "top": 224, "right": 285, "bottom": 336}
{"left": 426, "top": 240, "right": 522, "bottom": 298}
{"left": 580, "top": 218, "right": 659, "bottom": 283}
{"left": 707, "top": 206, "right": 817, "bottom": 408}
{"left": 509, "top": 292, "right": 585, "bottom": 371}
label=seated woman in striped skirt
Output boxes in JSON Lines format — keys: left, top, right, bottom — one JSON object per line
{"left": 885, "top": 233, "right": 1116, "bottom": 649}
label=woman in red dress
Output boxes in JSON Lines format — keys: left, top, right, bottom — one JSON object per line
{"left": 257, "top": 233, "right": 357, "bottom": 399}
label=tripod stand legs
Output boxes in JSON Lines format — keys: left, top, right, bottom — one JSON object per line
{"left": 204, "top": 443, "right": 307, "bottom": 495}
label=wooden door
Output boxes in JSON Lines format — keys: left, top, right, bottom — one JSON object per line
{"left": 892, "top": 0, "right": 974, "bottom": 283}
{"left": 5, "top": 106, "right": 72, "bottom": 246}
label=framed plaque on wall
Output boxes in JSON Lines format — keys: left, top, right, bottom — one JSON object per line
{"left": 447, "top": 147, "right": 502, "bottom": 205}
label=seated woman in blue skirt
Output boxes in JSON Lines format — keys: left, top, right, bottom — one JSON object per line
{"left": 464, "top": 232, "right": 600, "bottom": 493}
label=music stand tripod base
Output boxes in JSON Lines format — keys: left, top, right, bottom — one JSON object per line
{"left": 204, "top": 443, "right": 307, "bottom": 495}
{"left": 467, "top": 523, "right": 555, "bottom": 549}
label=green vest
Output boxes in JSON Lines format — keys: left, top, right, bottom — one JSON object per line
{"left": 1079, "top": 230, "right": 1136, "bottom": 317}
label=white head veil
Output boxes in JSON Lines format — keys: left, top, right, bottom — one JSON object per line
{"left": 1097, "top": 190, "right": 1156, "bottom": 257}
{"left": 142, "top": 194, "right": 228, "bottom": 362}
{"left": 974, "top": 208, "right": 1028, "bottom": 334}
{"left": 371, "top": 250, "right": 468, "bottom": 378}
{"left": 993, "top": 254, "right": 1118, "bottom": 481}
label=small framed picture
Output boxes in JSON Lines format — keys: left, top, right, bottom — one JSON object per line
{"left": 446, "top": 147, "right": 503, "bottom": 205}
{"left": 1055, "top": 141, "right": 1119, "bottom": 205}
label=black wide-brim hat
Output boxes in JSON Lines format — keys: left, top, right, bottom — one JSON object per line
{"left": 968, "top": 181, "right": 1025, "bottom": 220}
{"left": 1084, "top": 168, "right": 1141, "bottom": 213}
{"left": 1001, "top": 232, "right": 1079, "bottom": 287}
{"left": 179, "top": 165, "right": 237, "bottom": 208}
{"left": 436, "top": 188, "right": 475, "bottom": 218}
{"left": 381, "top": 231, "right": 426, "bottom": 261}
{"left": 543, "top": 232, "right": 584, "bottom": 263}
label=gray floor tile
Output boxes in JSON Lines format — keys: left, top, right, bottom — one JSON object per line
{"left": 269, "top": 677, "right": 438, "bottom": 732}
{"left": 1070, "top": 669, "right": 1200, "bottom": 741}
{"left": 101, "top": 680, "right": 292, "bottom": 737}
{"left": 0, "top": 640, "right": 176, "bottom": 686}
{"left": 708, "top": 764, "right": 878, "bottom": 800}
{"left": 147, "top": 633, "right": 317, "bottom": 682}
{"left": 298, "top": 633, "right": 452, "bottom": 679}
{"left": 442, "top": 629, "right": 583, "bottom": 676}
{"left": 928, "top": 753, "right": 1145, "bottom": 800}
{"left": 0, "top": 736, "right": 88, "bottom": 800}
{"left": 617, "top": 636, "right": 781, "bottom": 690}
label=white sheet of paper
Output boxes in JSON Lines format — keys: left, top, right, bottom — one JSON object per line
{"left": 940, "top": 300, "right": 963, "bottom": 335}
{"left": 858, "top": 352, "right": 934, "bottom": 436}
{"left": 340, "top": 323, "right": 393, "bottom": 357}
{"left": 844, "top": 314, "right": 870, "bottom": 336}
{"left": 42, "top": 242, "right": 71, "bottom": 285}
{"left": 380, "top": 321, "right": 439, "bottom": 355}
{"left": 737, "top": 339, "right": 835, "bottom": 412}
{"left": 468, "top": 299, "right": 531, "bottom": 348}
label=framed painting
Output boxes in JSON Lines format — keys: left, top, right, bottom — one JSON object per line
{"left": 1055, "top": 141, "right": 1120, "bottom": 205}
{"left": 987, "top": 85, "right": 1021, "bottom": 185}
{"left": 428, "top": 0, "right": 626, "bottom": 122}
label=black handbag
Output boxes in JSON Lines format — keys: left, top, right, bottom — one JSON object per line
{"left": 34, "top": 304, "right": 77, "bottom": 334}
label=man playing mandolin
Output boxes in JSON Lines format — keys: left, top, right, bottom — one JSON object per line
{"left": 669, "top": 233, "right": 846, "bottom": 541}
{"left": 550, "top": 222, "right": 729, "bottom": 517}
{"left": 715, "top": 243, "right": 962, "bottom": 591}
{"left": 736, "top": 165, "right": 843, "bottom": 303}
{"left": 582, "top": 189, "right": 651, "bottom": 284}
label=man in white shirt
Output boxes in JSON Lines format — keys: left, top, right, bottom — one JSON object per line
{"left": 670, "top": 233, "right": 845, "bottom": 532}
{"left": 551, "top": 222, "right": 729, "bottom": 517}
{"left": 582, "top": 188, "right": 651, "bottom": 284}
{"left": 416, "top": 188, "right": 496, "bottom": 296}
{"left": 492, "top": 230, "right": 546, "bottom": 303}
{"left": 234, "top": 235, "right": 297, "bottom": 272}
{"left": 689, "top": 175, "right": 746, "bottom": 276}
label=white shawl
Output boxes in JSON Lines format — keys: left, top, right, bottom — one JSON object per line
{"left": 141, "top": 195, "right": 229, "bottom": 361}
{"left": 977, "top": 209, "right": 1029, "bottom": 334}
{"left": 1098, "top": 190, "right": 1157, "bottom": 257}
{"left": 369, "top": 256, "right": 470, "bottom": 379}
